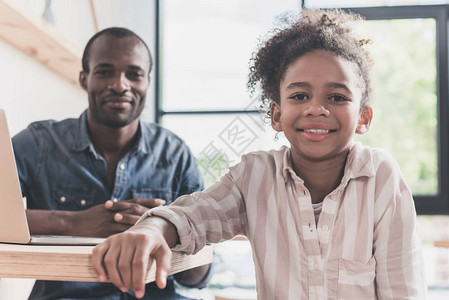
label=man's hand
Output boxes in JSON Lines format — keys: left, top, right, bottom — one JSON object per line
{"left": 26, "top": 198, "right": 165, "bottom": 238}
{"left": 104, "top": 198, "right": 165, "bottom": 225}
{"left": 92, "top": 217, "right": 177, "bottom": 299}
{"left": 71, "top": 198, "right": 165, "bottom": 237}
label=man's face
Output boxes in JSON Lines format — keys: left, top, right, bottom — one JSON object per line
{"left": 79, "top": 35, "right": 151, "bottom": 128}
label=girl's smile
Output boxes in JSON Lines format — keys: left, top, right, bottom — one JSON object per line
{"left": 297, "top": 124, "right": 337, "bottom": 142}
{"left": 271, "top": 49, "right": 373, "bottom": 165}
{"left": 298, "top": 127, "right": 336, "bottom": 142}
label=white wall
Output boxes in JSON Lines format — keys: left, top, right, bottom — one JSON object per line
{"left": 0, "top": 38, "right": 86, "bottom": 300}
{"left": 1, "top": 0, "right": 157, "bottom": 136}
{"left": 0, "top": 1, "right": 156, "bottom": 298}
{"left": 0, "top": 38, "right": 86, "bottom": 136}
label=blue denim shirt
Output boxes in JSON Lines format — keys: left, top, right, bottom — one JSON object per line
{"left": 12, "top": 111, "right": 208, "bottom": 300}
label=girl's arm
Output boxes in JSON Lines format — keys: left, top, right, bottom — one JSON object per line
{"left": 92, "top": 216, "right": 177, "bottom": 299}
{"left": 92, "top": 155, "right": 251, "bottom": 298}
{"left": 373, "top": 180, "right": 426, "bottom": 299}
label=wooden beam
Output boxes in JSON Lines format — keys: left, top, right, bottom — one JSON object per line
{"left": 434, "top": 240, "right": 449, "bottom": 248}
{"left": 0, "top": 0, "right": 82, "bottom": 86}
{"left": 89, "top": 0, "right": 99, "bottom": 33}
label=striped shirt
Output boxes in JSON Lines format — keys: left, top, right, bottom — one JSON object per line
{"left": 145, "top": 143, "right": 426, "bottom": 299}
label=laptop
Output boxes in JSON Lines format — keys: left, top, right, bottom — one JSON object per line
{"left": 0, "top": 109, "right": 104, "bottom": 245}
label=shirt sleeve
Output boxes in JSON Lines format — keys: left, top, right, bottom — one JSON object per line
{"left": 159, "top": 141, "right": 210, "bottom": 289}
{"left": 141, "top": 156, "right": 248, "bottom": 255}
{"left": 373, "top": 156, "right": 427, "bottom": 299}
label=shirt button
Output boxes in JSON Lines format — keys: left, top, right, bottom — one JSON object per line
{"left": 60, "top": 196, "right": 66, "bottom": 203}
{"left": 314, "top": 262, "right": 320, "bottom": 270}
{"left": 80, "top": 199, "right": 86, "bottom": 206}
{"left": 322, "top": 225, "right": 329, "bottom": 231}
{"left": 120, "top": 163, "right": 125, "bottom": 170}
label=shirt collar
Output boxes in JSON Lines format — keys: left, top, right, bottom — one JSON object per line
{"left": 71, "top": 110, "right": 92, "bottom": 152}
{"left": 343, "top": 142, "right": 376, "bottom": 180}
{"left": 136, "top": 120, "right": 150, "bottom": 154}
{"left": 282, "top": 148, "right": 301, "bottom": 183}
{"left": 281, "top": 142, "right": 376, "bottom": 183}
{"left": 71, "top": 110, "right": 150, "bottom": 155}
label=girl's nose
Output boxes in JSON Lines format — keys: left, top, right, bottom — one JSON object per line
{"left": 303, "top": 99, "right": 330, "bottom": 117}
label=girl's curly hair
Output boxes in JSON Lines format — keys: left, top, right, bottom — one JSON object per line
{"left": 247, "top": 9, "right": 373, "bottom": 116}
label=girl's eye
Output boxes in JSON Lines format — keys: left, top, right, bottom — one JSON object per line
{"left": 291, "top": 93, "right": 308, "bottom": 101}
{"left": 329, "top": 95, "right": 348, "bottom": 102}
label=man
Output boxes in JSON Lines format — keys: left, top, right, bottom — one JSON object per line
{"left": 12, "top": 27, "right": 212, "bottom": 299}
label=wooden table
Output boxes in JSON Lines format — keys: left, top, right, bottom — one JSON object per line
{"left": 0, "top": 243, "right": 213, "bottom": 282}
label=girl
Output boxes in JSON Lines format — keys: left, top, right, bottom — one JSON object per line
{"left": 92, "top": 9, "right": 426, "bottom": 299}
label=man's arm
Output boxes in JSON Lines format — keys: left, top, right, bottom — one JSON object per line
{"left": 173, "top": 264, "right": 212, "bottom": 287}
{"left": 26, "top": 206, "right": 128, "bottom": 237}
{"left": 26, "top": 198, "right": 165, "bottom": 237}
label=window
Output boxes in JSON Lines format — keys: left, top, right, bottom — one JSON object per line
{"left": 157, "top": 0, "right": 295, "bottom": 187}
{"left": 354, "top": 17, "right": 437, "bottom": 196}
{"left": 157, "top": 1, "right": 449, "bottom": 214}
{"left": 157, "top": 1, "right": 449, "bottom": 297}
{"left": 344, "top": 5, "right": 448, "bottom": 215}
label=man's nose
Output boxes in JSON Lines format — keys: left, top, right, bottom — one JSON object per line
{"left": 108, "top": 73, "right": 130, "bottom": 93}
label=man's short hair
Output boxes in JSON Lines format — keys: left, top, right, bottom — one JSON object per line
{"left": 81, "top": 27, "right": 153, "bottom": 75}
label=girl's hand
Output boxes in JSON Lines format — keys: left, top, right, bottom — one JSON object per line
{"left": 92, "top": 223, "right": 172, "bottom": 299}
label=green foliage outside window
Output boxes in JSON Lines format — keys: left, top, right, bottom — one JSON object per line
{"left": 195, "top": 18, "right": 438, "bottom": 196}
{"left": 355, "top": 18, "right": 438, "bottom": 195}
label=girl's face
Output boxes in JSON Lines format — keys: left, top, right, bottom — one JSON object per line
{"left": 271, "top": 50, "right": 372, "bottom": 163}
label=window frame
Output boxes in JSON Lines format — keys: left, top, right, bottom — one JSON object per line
{"left": 153, "top": 0, "right": 260, "bottom": 124}
{"left": 343, "top": 5, "right": 449, "bottom": 214}
{"left": 155, "top": 2, "right": 449, "bottom": 214}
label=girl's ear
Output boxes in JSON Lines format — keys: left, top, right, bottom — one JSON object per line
{"left": 270, "top": 102, "right": 283, "bottom": 132}
{"left": 356, "top": 105, "right": 373, "bottom": 135}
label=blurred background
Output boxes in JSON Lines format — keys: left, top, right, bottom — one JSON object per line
{"left": 1, "top": 0, "right": 449, "bottom": 298}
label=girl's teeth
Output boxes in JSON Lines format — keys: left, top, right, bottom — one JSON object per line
{"left": 304, "top": 129, "right": 330, "bottom": 134}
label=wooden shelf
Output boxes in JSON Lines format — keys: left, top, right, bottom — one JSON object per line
{"left": 0, "top": 0, "right": 82, "bottom": 85}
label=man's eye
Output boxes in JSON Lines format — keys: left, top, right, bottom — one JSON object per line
{"left": 128, "top": 72, "right": 145, "bottom": 79}
{"left": 329, "top": 95, "right": 348, "bottom": 102}
{"left": 291, "top": 93, "right": 308, "bottom": 101}
{"left": 95, "top": 70, "right": 111, "bottom": 76}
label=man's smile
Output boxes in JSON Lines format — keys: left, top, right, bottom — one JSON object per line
{"left": 103, "top": 95, "right": 133, "bottom": 102}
